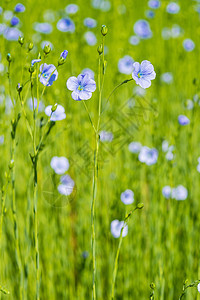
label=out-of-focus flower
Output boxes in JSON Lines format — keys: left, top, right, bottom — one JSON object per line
{"left": 161, "top": 72, "right": 173, "bottom": 84}
{"left": 3, "top": 27, "right": 21, "bottom": 41}
{"left": 0, "top": 135, "right": 4, "bottom": 144}
{"left": 111, "top": 220, "right": 128, "bottom": 238}
{"left": 197, "top": 283, "right": 200, "bottom": 293}
{"left": 166, "top": 2, "right": 180, "bottom": 14}
{"left": 118, "top": 55, "right": 134, "bottom": 75}
{"left": 67, "top": 74, "right": 96, "bottom": 101}
{"left": 183, "top": 39, "right": 195, "bottom": 52}
{"left": 15, "top": 3, "right": 25, "bottom": 13}
{"left": 185, "top": 99, "right": 194, "bottom": 110}
{"left": 58, "top": 175, "right": 75, "bottom": 196}
{"left": 178, "top": 115, "right": 190, "bottom": 125}
{"left": 99, "top": 131, "right": 113, "bottom": 142}
{"left": 171, "top": 24, "right": 183, "bottom": 38}
{"left": 146, "top": 10, "right": 155, "bottom": 18}
{"left": 45, "top": 104, "right": 66, "bottom": 121}
{"left": 134, "top": 20, "right": 152, "bottom": 39}
{"left": 10, "top": 16, "right": 19, "bottom": 26}
{"left": 84, "top": 31, "right": 97, "bottom": 46}
{"left": 82, "top": 68, "right": 95, "bottom": 79}
{"left": 51, "top": 156, "right": 69, "bottom": 174}
{"left": 57, "top": 18, "right": 75, "bottom": 33}
{"left": 39, "top": 63, "right": 58, "bottom": 86}
{"left": 84, "top": 17, "right": 97, "bottom": 28}
{"left": 121, "top": 189, "right": 134, "bottom": 205}
{"left": 65, "top": 4, "right": 79, "bottom": 14}
{"left": 162, "top": 27, "right": 171, "bottom": 40}
{"left": 162, "top": 186, "right": 171, "bottom": 199}
{"left": 138, "top": 146, "right": 158, "bottom": 165}
{"left": 28, "top": 97, "right": 44, "bottom": 112}
{"left": 172, "top": 185, "right": 188, "bottom": 200}
{"left": 129, "top": 35, "right": 140, "bottom": 45}
{"left": 34, "top": 22, "right": 52, "bottom": 34}
{"left": 128, "top": 142, "right": 142, "bottom": 153}
{"left": 132, "top": 60, "right": 156, "bottom": 89}
{"left": 148, "top": 0, "right": 160, "bottom": 8}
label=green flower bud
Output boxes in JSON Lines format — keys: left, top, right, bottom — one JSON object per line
{"left": 137, "top": 203, "right": 144, "bottom": 209}
{"left": 29, "top": 65, "right": 35, "bottom": 74}
{"left": 9, "top": 159, "right": 14, "bottom": 169}
{"left": 58, "top": 57, "right": 65, "bottom": 66}
{"left": 18, "top": 36, "right": 24, "bottom": 46}
{"left": 6, "top": 53, "right": 12, "bottom": 63}
{"left": 43, "top": 44, "right": 51, "bottom": 55}
{"left": 16, "top": 83, "right": 23, "bottom": 93}
{"left": 150, "top": 283, "right": 155, "bottom": 290}
{"left": 97, "top": 44, "right": 103, "bottom": 55}
{"left": 101, "top": 25, "right": 108, "bottom": 36}
{"left": 51, "top": 103, "right": 58, "bottom": 113}
{"left": 28, "top": 42, "right": 34, "bottom": 51}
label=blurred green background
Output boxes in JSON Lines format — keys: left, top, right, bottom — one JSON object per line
{"left": 1, "top": 0, "right": 200, "bottom": 299}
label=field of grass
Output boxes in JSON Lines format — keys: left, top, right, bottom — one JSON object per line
{"left": 1, "top": 0, "right": 200, "bottom": 299}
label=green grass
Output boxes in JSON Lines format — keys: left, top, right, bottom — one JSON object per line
{"left": 1, "top": 0, "right": 200, "bottom": 299}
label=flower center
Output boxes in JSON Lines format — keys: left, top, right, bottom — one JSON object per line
{"left": 78, "top": 85, "right": 84, "bottom": 91}
{"left": 42, "top": 73, "right": 49, "bottom": 79}
{"left": 138, "top": 72, "right": 142, "bottom": 78}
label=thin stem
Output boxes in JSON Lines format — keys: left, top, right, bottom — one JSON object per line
{"left": 11, "top": 134, "right": 23, "bottom": 300}
{"left": 82, "top": 101, "right": 97, "bottom": 133}
{"left": 101, "top": 78, "right": 133, "bottom": 114}
{"left": 111, "top": 207, "right": 141, "bottom": 300}
{"left": 31, "top": 76, "right": 40, "bottom": 300}
{"left": 7, "top": 61, "right": 14, "bottom": 106}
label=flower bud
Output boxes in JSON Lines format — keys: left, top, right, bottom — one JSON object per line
{"left": 51, "top": 103, "right": 58, "bottom": 113}
{"left": 16, "top": 83, "right": 23, "bottom": 93}
{"left": 9, "top": 159, "right": 14, "bottom": 169}
{"left": 43, "top": 44, "right": 51, "bottom": 55}
{"left": 150, "top": 283, "right": 155, "bottom": 289}
{"left": 101, "top": 25, "right": 108, "bottom": 36}
{"left": 137, "top": 203, "right": 144, "bottom": 209}
{"left": 28, "top": 42, "right": 34, "bottom": 51}
{"left": 58, "top": 57, "right": 65, "bottom": 66}
{"left": 29, "top": 65, "right": 35, "bottom": 73}
{"left": 18, "top": 36, "right": 24, "bottom": 46}
{"left": 7, "top": 53, "right": 12, "bottom": 63}
{"left": 97, "top": 44, "right": 103, "bottom": 55}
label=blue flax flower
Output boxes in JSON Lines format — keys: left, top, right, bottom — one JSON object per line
{"left": 178, "top": 115, "right": 190, "bottom": 125}
{"left": 111, "top": 220, "right": 128, "bottom": 238}
{"left": 50, "top": 156, "right": 69, "bottom": 174}
{"left": 132, "top": 60, "right": 156, "bottom": 89}
{"left": 121, "top": 189, "right": 134, "bottom": 205}
{"left": 134, "top": 20, "right": 152, "bottom": 39}
{"left": 67, "top": 74, "right": 96, "bottom": 100}
{"left": 15, "top": 3, "right": 25, "bottom": 13}
{"left": 61, "top": 50, "right": 68, "bottom": 59}
{"left": 45, "top": 104, "right": 66, "bottom": 121}
{"left": 39, "top": 63, "right": 58, "bottom": 86}
{"left": 57, "top": 18, "right": 75, "bottom": 33}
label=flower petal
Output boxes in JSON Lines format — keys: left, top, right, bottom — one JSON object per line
{"left": 67, "top": 76, "right": 78, "bottom": 91}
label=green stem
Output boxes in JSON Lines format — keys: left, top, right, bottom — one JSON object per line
{"left": 91, "top": 38, "right": 105, "bottom": 300}
{"left": 101, "top": 78, "right": 133, "bottom": 114}
{"left": 11, "top": 135, "right": 23, "bottom": 300}
{"left": 31, "top": 76, "right": 40, "bottom": 300}
{"left": 82, "top": 101, "right": 97, "bottom": 133}
{"left": 111, "top": 206, "right": 141, "bottom": 300}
